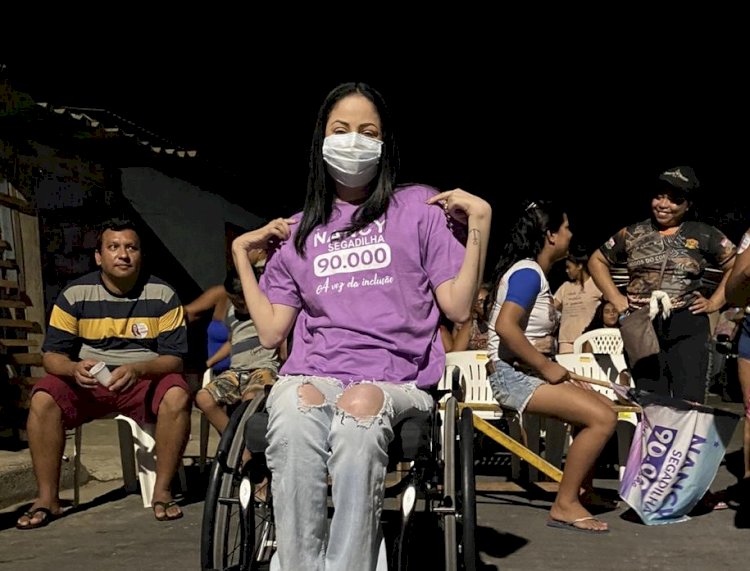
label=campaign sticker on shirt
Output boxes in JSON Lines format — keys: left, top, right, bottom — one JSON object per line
{"left": 605, "top": 237, "right": 615, "bottom": 249}
{"left": 685, "top": 238, "right": 699, "bottom": 249}
{"left": 131, "top": 322, "right": 149, "bottom": 338}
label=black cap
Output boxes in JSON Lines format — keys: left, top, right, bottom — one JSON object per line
{"left": 658, "top": 166, "right": 700, "bottom": 192}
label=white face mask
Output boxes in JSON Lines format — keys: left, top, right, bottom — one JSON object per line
{"left": 322, "top": 132, "right": 383, "bottom": 188}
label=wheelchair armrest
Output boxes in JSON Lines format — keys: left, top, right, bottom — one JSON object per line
{"left": 389, "top": 409, "right": 433, "bottom": 464}
{"left": 244, "top": 409, "right": 270, "bottom": 455}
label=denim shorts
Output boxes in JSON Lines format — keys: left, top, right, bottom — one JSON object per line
{"left": 487, "top": 358, "right": 545, "bottom": 414}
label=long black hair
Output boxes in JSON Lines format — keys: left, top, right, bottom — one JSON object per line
{"left": 294, "top": 82, "right": 401, "bottom": 256}
{"left": 486, "top": 199, "right": 567, "bottom": 310}
{"left": 583, "top": 300, "right": 619, "bottom": 333}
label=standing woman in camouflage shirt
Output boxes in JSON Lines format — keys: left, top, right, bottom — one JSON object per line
{"left": 588, "top": 166, "right": 737, "bottom": 403}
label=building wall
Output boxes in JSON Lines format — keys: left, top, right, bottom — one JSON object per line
{"left": 121, "top": 167, "right": 264, "bottom": 290}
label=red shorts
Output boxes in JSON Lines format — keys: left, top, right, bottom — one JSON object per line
{"left": 31, "top": 373, "right": 191, "bottom": 430}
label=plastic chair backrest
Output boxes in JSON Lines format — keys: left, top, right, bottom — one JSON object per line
{"left": 444, "top": 350, "right": 500, "bottom": 419}
{"left": 572, "top": 328, "right": 624, "bottom": 354}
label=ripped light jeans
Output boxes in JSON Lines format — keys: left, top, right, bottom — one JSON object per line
{"left": 266, "top": 375, "right": 433, "bottom": 571}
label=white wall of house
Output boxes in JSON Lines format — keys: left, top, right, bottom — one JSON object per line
{"left": 121, "top": 167, "right": 264, "bottom": 290}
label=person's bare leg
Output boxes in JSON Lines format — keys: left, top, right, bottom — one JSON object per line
{"left": 525, "top": 384, "right": 616, "bottom": 531}
{"left": 153, "top": 386, "right": 190, "bottom": 519}
{"left": 17, "top": 392, "right": 65, "bottom": 527}
{"left": 573, "top": 391, "right": 621, "bottom": 508}
{"left": 739, "top": 359, "right": 750, "bottom": 480}
{"left": 195, "top": 388, "right": 230, "bottom": 434}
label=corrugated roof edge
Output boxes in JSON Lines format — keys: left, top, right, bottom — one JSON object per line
{"left": 35, "top": 102, "right": 199, "bottom": 158}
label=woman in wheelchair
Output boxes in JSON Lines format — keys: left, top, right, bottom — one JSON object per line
{"left": 485, "top": 200, "right": 617, "bottom": 534}
{"left": 230, "top": 82, "right": 492, "bottom": 571}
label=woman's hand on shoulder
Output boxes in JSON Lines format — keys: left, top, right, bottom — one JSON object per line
{"left": 426, "top": 188, "right": 491, "bottom": 225}
{"left": 232, "top": 218, "right": 297, "bottom": 256}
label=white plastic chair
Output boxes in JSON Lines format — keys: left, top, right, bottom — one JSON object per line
{"left": 72, "top": 415, "right": 187, "bottom": 508}
{"left": 572, "top": 328, "right": 624, "bottom": 354}
{"left": 446, "top": 351, "right": 568, "bottom": 482}
{"left": 444, "top": 350, "right": 501, "bottom": 420}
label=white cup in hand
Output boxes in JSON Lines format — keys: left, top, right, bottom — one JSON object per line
{"left": 89, "top": 361, "right": 112, "bottom": 387}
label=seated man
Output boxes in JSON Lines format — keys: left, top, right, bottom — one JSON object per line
{"left": 16, "top": 218, "right": 191, "bottom": 529}
{"left": 195, "top": 267, "right": 281, "bottom": 435}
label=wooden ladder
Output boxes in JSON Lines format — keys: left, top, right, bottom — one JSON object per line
{"left": 0, "top": 265, "right": 44, "bottom": 442}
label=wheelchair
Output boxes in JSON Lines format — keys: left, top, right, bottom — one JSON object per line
{"left": 200, "top": 388, "right": 477, "bottom": 571}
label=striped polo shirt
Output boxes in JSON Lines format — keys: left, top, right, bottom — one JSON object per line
{"left": 226, "top": 303, "right": 279, "bottom": 372}
{"left": 42, "top": 271, "right": 187, "bottom": 366}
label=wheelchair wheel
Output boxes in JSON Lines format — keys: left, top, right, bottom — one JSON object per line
{"left": 441, "top": 399, "right": 477, "bottom": 571}
{"left": 442, "top": 397, "right": 458, "bottom": 571}
{"left": 201, "top": 394, "right": 274, "bottom": 570}
{"left": 457, "top": 407, "right": 477, "bottom": 571}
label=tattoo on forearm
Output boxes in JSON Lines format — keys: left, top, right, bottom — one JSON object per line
{"left": 470, "top": 228, "right": 480, "bottom": 246}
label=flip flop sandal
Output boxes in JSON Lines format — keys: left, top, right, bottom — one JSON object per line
{"left": 546, "top": 516, "right": 610, "bottom": 534}
{"left": 152, "top": 500, "right": 183, "bottom": 522}
{"left": 15, "top": 507, "right": 60, "bottom": 530}
{"left": 712, "top": 500, "right": 729, "bottom": 511}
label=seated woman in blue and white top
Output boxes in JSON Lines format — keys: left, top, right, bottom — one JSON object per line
{"left": 486, "top": 199, "right": 617, "bottom": 534}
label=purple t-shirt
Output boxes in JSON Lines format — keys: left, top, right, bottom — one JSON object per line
{"left": 260, "top": 184, "right": 465, "bottom": 388}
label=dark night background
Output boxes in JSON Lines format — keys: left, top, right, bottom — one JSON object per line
{"left": 4, "top": 52, "right": 748, "bottom": 279}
